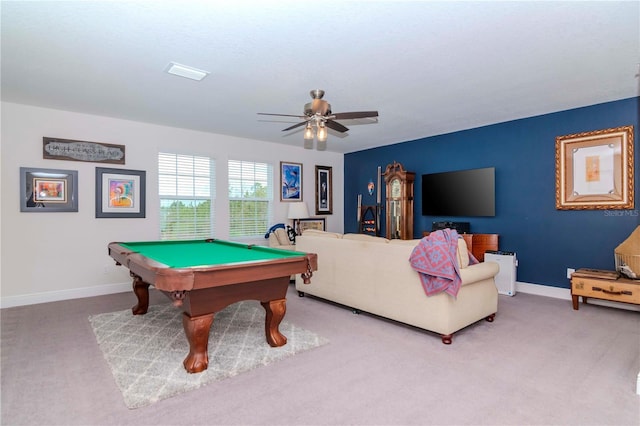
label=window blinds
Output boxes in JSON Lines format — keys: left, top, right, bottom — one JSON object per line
{"left": 159, "top": 152, "right": 215, "bottom": 240}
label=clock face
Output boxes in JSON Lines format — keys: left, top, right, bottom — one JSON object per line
{"left": 391, "top": 178, "right": 401, "bottom": 198}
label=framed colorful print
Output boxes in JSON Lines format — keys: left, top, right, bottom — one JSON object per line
{"left": 20, "top": 167, "right": 78, "bottom": 212}
{"left": 298, "top": 218, "right": 326, "bottom": 233}
{"left": 315, "top": 165, "right": 333, "bottom": 215}
{"left": 280, "top": 161, "right": 302, "bottom": 201}
{"left": 96, "top": 167, "right": 146, "bottom": 218}
{"left": 555, "top": 125, "right": 634, "bottom": 210}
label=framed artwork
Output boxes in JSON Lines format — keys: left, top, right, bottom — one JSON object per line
{"left": 315, "top": 165, "right": 333, "bottom": 215}
{"left": 555, "top": 125, "right": 634, "bottom": 210}
{"left": 280, "top": 161, "right": 302, "bottom": 201}
{"left": 43, "top": 137, "right": 125, "bottom": 164}
{"left": 298, "top": 218, "right": 326, "bottom": 233}
{"left": 20, "top": 167, "right": 78, "bottom": 212}
{"left": 96, "top": 167, "right": 146, "bottom": 218}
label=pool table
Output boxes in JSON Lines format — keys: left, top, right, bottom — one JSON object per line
{"left": 108, "top": 238, "right": 317, "bottom": 374}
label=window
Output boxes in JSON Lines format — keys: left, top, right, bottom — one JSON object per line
{"left": 159, "top": 153, "right": 215, "bottom": 240}
{"left": 228, "top": 160, "right": 273, "bottom": 238}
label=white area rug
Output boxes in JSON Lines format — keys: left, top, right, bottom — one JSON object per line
{"left": 89, "top": 301, "right": 328, "bottom": 409}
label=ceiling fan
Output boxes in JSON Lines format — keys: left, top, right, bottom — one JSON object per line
{"left": 258, "top": 89, "right": 378, "bottom": 149}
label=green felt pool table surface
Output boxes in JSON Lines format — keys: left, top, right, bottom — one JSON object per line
{"left": 119, "top": 239, "right": 304, "bottom": 268}
{"left": 108, "top": 238, "right": 317, "bottom": 293}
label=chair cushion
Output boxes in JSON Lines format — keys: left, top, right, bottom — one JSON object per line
{"left": 274, "top": 228, "right": 292, "bottom": 245}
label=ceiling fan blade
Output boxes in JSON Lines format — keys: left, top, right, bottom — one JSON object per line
{"left": 257, "top": 113, "right": 306, "bottom": 118}
{"left": 331, "top": 111, "right": 379, "bottom": 120}
{"left": 325, "top": 119, "right": 349, "bottom": 133}
{"left": 282, "top": 121, "right": 308, "bottom": 131}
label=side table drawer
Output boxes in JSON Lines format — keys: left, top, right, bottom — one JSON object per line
{"left": 572, "top": 277, "right": 640, "bottom": 305}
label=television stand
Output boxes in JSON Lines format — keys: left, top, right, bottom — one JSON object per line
{"left": 432, "top": 221, "right": 470, "bottom": 234}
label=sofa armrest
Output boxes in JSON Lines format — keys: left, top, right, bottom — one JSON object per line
{"left": 459, "top": 261, "right": 500, "bottom": 286}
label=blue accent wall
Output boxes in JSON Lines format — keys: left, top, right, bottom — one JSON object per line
{"left": 344, "top": 97, "right": 639, "bottom": 288}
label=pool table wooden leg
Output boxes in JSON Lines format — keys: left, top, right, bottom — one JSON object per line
{"left": 131, "top": 275, "right": 150, "bottom": 315}
{"left": 182, "top": 312, "right": 214, "bottom": 374}
{"left": 261, "top": 298, "right": 287, "bottom": 347}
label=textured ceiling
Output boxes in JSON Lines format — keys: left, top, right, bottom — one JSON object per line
{"left": 2, "top": 1, "right": 639, "bottom": 153}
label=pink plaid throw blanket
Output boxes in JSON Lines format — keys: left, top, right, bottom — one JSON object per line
{"left": 409, "top": 229, "right": 476, "bottom": 297}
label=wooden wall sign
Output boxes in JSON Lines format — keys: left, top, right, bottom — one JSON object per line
{"left": 43, "top": 137, "right": 125, "bottom": 164}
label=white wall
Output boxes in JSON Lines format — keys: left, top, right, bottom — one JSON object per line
{"left": 0, "top": 102, "right": 344, "bottom": 307}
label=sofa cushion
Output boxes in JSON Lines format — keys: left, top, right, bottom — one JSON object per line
{"left": 388, "top": 237, "right": 470, "bottom": 267}
{"left": 343, "top": 234, "right": 389, "bottom": 243}
{"left": 389, "top": 239, "right": 421, "bottom": 246}
{"left": 301, "top": 229, "right": 342, "bottom": 239}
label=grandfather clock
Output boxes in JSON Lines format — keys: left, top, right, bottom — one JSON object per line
{"left": 384, "top": 161, "right": 415, "bottom": 240}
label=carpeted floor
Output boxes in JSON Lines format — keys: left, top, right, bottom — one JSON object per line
{"left": 89, "top": 300, "right": 328, "bottom": 408}
{"left": 1, "top": 285, "right": 639, "bottom": 425}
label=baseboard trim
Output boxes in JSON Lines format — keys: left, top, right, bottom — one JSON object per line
{"left": 2, "top": 280, "right": 639, "bottom": 311}
{"left": 0, "top": 282, "right": 131, "bottom": 309}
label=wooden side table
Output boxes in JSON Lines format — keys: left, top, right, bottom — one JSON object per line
{"left": 571, "top": 269, "right": 640, "bottom": 310}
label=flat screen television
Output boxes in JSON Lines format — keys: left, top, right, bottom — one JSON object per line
{"left": 421, "top": 167, "right": 495, "bottom": 217}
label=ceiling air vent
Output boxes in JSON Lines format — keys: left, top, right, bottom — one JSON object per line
{"left": 165, "top": 62, "right": 209, "bottom": 81}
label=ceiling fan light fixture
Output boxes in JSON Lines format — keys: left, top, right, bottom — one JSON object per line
{"left": 303, "top": 138, "right": 314, "bottom": 150}
{"left": 258, "top": 89, "right": 379, "bottom": 150}
{"left": 317, "top": 122, "right": 328, "bottom": 142}
{"left": 303, "top": 122, "right": 314, "bottom": 141}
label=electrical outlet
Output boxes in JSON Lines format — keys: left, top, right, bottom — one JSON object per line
{"left": 567, "top": 268, "right": 575, "bottom": 279}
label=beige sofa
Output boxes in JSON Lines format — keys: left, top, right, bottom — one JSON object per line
{"left": 294, "top": 230, "right": 500, "bottom": 344}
